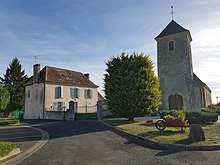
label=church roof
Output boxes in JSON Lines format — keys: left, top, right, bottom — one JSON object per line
{"left": 193, "top": 73, "right": 211, "bottom": 92}
{"left": 155, "top": 20, "right": 190, "bottom": 39}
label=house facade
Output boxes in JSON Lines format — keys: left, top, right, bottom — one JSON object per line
{"left": 24, "top": 64, "right": 99, "bottom": 120}
{"left": 155, "top": 20, "right": 212, "bottom": 110}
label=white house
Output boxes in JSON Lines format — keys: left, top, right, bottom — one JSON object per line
{"left": 24, "top": 64, "right": 99, "bottom": 120}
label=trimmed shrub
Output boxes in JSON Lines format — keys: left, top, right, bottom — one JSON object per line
{"left": 159, "top": 110, "right": 218, "bottom": 124}
{"left": 75, "top": 113, "right": 97, "bottom": 120}
{"left": 104, "top": 53, "right": 160, "bottom": 121}
{"left": 186, "top": 111, "right": 218, "bottom": 124}
{"left": 202, "top": 106, "right": 220, "bottom": 115}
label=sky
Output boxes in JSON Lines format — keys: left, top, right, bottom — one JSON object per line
{"left": 0, "top": 0, "right": 219, "bottom": 103}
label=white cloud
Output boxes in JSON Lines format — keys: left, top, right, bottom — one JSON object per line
{"left": 192, "top": 26, "right": 220, "bottom": 103}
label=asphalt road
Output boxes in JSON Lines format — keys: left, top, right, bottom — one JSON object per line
{"left": 0, "top": 126, "right": 42, "bottom": 152}
{"left": 17, "top": 120, "right": 220, "bottom": 165}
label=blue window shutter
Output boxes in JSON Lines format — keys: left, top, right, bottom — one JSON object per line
{"left": 87, "top": 89, "right": 90, "bottom": 98}
{"left": 70, "top": 88, "right": 73, "bottom": 98}
{"left": 90, "top": 89, "right": 92, "bottom": 98}
{"left": 60, "top": 86, "right": 63, "bottom": 98}
{"left": 77, "top": 88, "right": 80, "bottom": 98}
{"left": 55, "top": 87, "right": 58, "bottom": 98}
{"left": 84, "top": 89, "right": 87, "bottom": 98}
{"left": 74, "top": 88, "right": 77, "bottom": 98}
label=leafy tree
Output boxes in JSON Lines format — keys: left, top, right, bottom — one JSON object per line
{"left": 0, "top": 57, "right": 28, "bottom": 115}
{"left": 0, "top": 84, "right": 10, "bottom": 111}
{"left": 104, "top": 52, "right": 160, "bottom": 120}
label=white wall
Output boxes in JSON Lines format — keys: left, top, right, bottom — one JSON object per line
{"left": 44, "top": 84, "right": 98, "bottom": 113}
{"left": 24, "top": 83, "right": 44, "bottom": 119}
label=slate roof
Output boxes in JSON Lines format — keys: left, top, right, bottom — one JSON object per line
{"left": 193, "top": 73, "right": 211, "bottom": 92}
{"left": 26, "top": 66, "right": 98, "bottom": 88}
{"left": 155, "top": 20, "right": 190, "bottom": 39}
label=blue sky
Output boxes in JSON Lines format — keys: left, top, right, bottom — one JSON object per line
{"left": 0, "top": 0, "right": 220, "bottom": 103}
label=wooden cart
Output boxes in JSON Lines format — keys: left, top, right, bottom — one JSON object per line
{"left": 155, "top": 119, "right": 189, "bottom": 131}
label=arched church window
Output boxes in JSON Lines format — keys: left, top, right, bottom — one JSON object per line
{"left": 168, "top": 41, "right": 174, "bottom": 51}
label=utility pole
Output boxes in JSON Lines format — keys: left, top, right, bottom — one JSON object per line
{"left": 217, "top": 96, "right": 219, "bottom": 104}
{"left": 33, "top": 55, "right": 40, "bottom": 64}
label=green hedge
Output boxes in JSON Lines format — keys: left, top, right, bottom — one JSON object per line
{"left": 202, "top": 107, "right": 220, "bottom": 115}
{"left": 75, "top": 113, "right": 97, "bottom": 120}
{"left": 160, "top": 110, "right": 218, "bottom": 124}
{"left": 0, "top": 118, "right": 19, "bottom": 126}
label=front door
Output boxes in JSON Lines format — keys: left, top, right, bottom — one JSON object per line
{"left": 68, "top": 101, "right": 77, "bottom": 120}
{"left": 168, "top": 94, "right": 183, "bottom": 110}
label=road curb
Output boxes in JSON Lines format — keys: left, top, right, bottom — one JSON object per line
{"left": 100, "top": 120, "right": 220, "bottom": 151}
{"left": 1, "top": 126, "right": 49, "bottom": 165}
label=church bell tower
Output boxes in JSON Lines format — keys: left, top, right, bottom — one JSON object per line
{"left": 155, "top": 20, "right": 194, "bottom": 110}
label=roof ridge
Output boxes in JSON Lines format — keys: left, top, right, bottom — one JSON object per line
{"left": 45, "top": 65, "right": 83, "bottom": 74}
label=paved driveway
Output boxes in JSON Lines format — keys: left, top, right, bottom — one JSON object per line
{"left": 17, "top": 121, "right": 220, "bottom": 165}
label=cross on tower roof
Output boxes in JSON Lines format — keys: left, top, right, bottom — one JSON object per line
{"left": 171, "top": 6, "right": 174, "bottom": 20}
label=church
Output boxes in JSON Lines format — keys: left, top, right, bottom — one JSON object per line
{"left": 155, "top": 20, "right": 212, "bottom": 110}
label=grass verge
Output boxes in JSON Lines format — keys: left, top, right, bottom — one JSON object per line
{"left": 0, "top": 118, "right": 20, "bottom": 126}
{"left": 0, "top": 141, "right": 17, "bottom": 157}
{"left": 104, "top": 119, "right": 220, "bottom": 145}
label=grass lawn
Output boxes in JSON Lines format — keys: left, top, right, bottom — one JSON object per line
{"left": 0, "top": 141, "right": 16, "bottom": 157}
{"left": 104, "top": 119, "right": 220, "bottom": 145}
{"left": 0, "top": 118, "right": 20, "bottom": 126}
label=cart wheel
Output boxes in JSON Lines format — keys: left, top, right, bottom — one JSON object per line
{"left": 155, "top": 120, "right": 166, "bottom": 131}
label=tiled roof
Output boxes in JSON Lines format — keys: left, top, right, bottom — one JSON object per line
{"left": 155, "top": 20, "right": 190, "bottom": 39}
{"left": 26, "top": 66, "right": 98, "bottom": 88}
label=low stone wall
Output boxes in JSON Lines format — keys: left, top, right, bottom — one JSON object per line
{"left": 97, "top": 102, "right": 112, "bottom": 120}
{"left": 44, "top": 111, "right": 75, "bottom": 120}
{"left": 44, "top": 111, "right": 65, "bottom": 120}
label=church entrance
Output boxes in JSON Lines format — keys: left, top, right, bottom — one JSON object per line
{"left": 168, "top": 94, "right": 183, "bottom": 110}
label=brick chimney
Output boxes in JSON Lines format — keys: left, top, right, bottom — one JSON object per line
{"left": 84, "top": 73, "right": 90, "bottom": 79}
{"left": 33, "top": 64, "right": 40, "bottom": 83}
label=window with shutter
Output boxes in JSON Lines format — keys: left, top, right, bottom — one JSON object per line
{"left": 55, "top": 86, "right": 62, "bottom": 98}
{"left": 70, "top": 88, "right": 80, "bottom": 98}
{"left": 84, "top": 89, "right": 92, "bottom": 99}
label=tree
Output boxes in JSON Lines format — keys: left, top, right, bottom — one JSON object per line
{"left": 104, "top": 52, "right": 160, "bottom": 121}
{"left": 0, "top": 57, "right": 28, "bottom": 115}
{"left": 0, "top": 84, "right": 10, "bottom": 111}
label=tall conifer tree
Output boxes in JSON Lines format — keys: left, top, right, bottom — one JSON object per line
{"left": 0, "top": 57, "right": 28, "bottom": 115}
